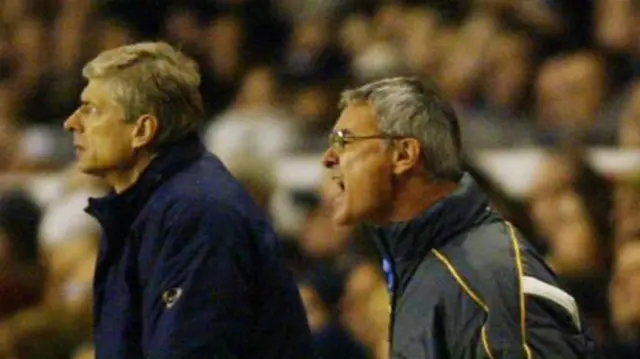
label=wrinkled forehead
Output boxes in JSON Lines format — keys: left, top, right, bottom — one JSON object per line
{"left": 81, "top": 79, "right": 106, "bottom": 100}
{"left": 80, "top": 79, "right": 120, "bottom": 107}
{"left": 334, "top": 102, "right": 379, "bottom": 134}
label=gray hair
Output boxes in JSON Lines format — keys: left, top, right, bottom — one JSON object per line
{"left": 82, "top": 42, "right": 204, "bottom": 149}
{"left": 340, "top": 77, "right": 462, "bottom": 181}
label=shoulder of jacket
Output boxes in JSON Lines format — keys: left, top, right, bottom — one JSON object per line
{"left": 440, "top": 221, "right": 515, "bottom": 270}
{"left": 430, "top": 222, "right": 522, "bottom": 302}
{"left": 143, "top": 184, "right": 245, "bottom": 228}
{"left": 154, "top": 164, "right": 245, "bottom": 208}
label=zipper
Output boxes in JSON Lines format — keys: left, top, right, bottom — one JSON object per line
{"left": 380, "top": 253, "right": 398, "bottom": 349}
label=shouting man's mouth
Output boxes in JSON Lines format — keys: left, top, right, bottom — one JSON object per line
{"left": 332, "top": 175, "right": 345, "bottom": 192}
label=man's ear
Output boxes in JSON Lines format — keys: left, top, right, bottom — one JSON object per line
{"left": 392, "top": 138, "right": 422, "bottom": 175}
{"left": 131, "top": 114, "right": 159, "bottom": 150}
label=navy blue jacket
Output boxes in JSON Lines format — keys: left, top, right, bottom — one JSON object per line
{"left": 85, "top": 134, "right": 315, "bottom": 359}
{"left": 372, "top": 173, "right": 603, "bottom": 359}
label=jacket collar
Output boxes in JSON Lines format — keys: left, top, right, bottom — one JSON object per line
{"left": 371, "top": 173, "right": 494, "bottom": 294}
{"left": 85, "top": 133, "right": 206, "bottom": 230}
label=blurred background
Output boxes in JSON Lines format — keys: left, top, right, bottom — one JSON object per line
{"left": 0, "top": 0, "right": 639, "bottom": 358}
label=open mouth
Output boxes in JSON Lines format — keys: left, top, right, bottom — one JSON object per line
{"left": 332, "top": 176, "right": 345, "bottom": 192}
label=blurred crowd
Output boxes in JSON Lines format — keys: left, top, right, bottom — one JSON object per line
{"left": 0, "top": 0, "right": 639, "bottom": 358}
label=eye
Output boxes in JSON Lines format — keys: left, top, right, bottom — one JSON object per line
{"left": 78, "top": 103, "right": 99, "bottom": 116}
{"left": 329, "top": 131, "right": 348, "bottom": 150}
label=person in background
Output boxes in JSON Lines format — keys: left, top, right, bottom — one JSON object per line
{"left": 527, "top": 151, "right": 613, "bottom": 278}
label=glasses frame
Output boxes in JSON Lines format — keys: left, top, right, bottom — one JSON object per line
{"left": 328, "top": 129, "right": 406, "bottom": 151}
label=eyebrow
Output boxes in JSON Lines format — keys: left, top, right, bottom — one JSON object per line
{"left": 79, "top": 89, "right": 95, "bottom": 104}
{"left": 80, "top": 98, "right": 99, "bottom": 107}
{"left": 334, "top": 128, "right": 353, "bottom": 135}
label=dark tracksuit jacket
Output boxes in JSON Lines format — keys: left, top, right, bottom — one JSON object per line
{"left": 372, "top": 173, "right": 603, "bottom": 359}
{"left": 85, "top": 134, "right": 315, "bottom": 359}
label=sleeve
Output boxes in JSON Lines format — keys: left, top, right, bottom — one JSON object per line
{"left": 141, "top": 199, "right": 260, "bottom": 359}
{"left": 472, "top": 235, "right": 601, "bottom": 359}
{"left": 476, "top": 289, "right": 600, "bottom": 359}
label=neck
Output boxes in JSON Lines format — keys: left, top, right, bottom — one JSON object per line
{"left": 105, "top": 152, "right": 154, "bottom": 194}
{"left": 387, "top": 175, "right": 457, "bottom": 223}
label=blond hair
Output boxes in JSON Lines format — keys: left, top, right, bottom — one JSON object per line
{"left": 83, "top": 42, "right": 204, "bottom": 148}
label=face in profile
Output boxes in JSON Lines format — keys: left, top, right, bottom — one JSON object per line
{"left": 322, "top": 103, "right": 395, "bottom": 225}
{"left": 63, "top": 79, "right": 137, "bottom": 176}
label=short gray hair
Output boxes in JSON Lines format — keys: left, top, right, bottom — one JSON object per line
{"left": 340, "top": 77, "right": 462, "bottom": 181}
{"left": 83, "top": 42, "right": 204, "bottom": 149}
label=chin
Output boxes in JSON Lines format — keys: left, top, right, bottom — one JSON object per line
{"left": 332, "top": 209, "right": 362, "bottom": 227}
{"left": 332, "top": 215, "right": 350, "bottom": 226}
{"left": 75, "top": 161, "right": 101, "bottom": 176}
{"left": 75, "top": 162, "right": 90, "bottom": 173}
{"left": 331, "top": 208, "right": 348, "bottom": 225}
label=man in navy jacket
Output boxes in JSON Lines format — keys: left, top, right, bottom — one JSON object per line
{"left": 63, "top": 41, "right": 314, "bottom": 359}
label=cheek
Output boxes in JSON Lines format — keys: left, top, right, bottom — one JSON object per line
{"left": 344, "top": 153, "right": 392, "bottom": 200}
{"left": 90, "top": 124, "right": 133, "bottom": 162}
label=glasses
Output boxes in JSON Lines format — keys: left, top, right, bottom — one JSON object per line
{"left": 328, "top": 129, "right": 405, "bottom": 151}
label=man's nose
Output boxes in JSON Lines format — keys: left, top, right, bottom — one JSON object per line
{"left": 322, "top": 147, "right": 339, "bottom": 169}
{"left": 63, "top": 112, "right": 78, "bottom": 132}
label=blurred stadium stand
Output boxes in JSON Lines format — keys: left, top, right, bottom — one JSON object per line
{"left": 0, "top": 0, "right": 639, "bottom": 358}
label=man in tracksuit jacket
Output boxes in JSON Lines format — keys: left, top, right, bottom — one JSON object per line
{"left": 64, "top": 42, "right": 315, "bottom": 358}
{"left": 322, "top": 77, "right": 602, "bottom": 359}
